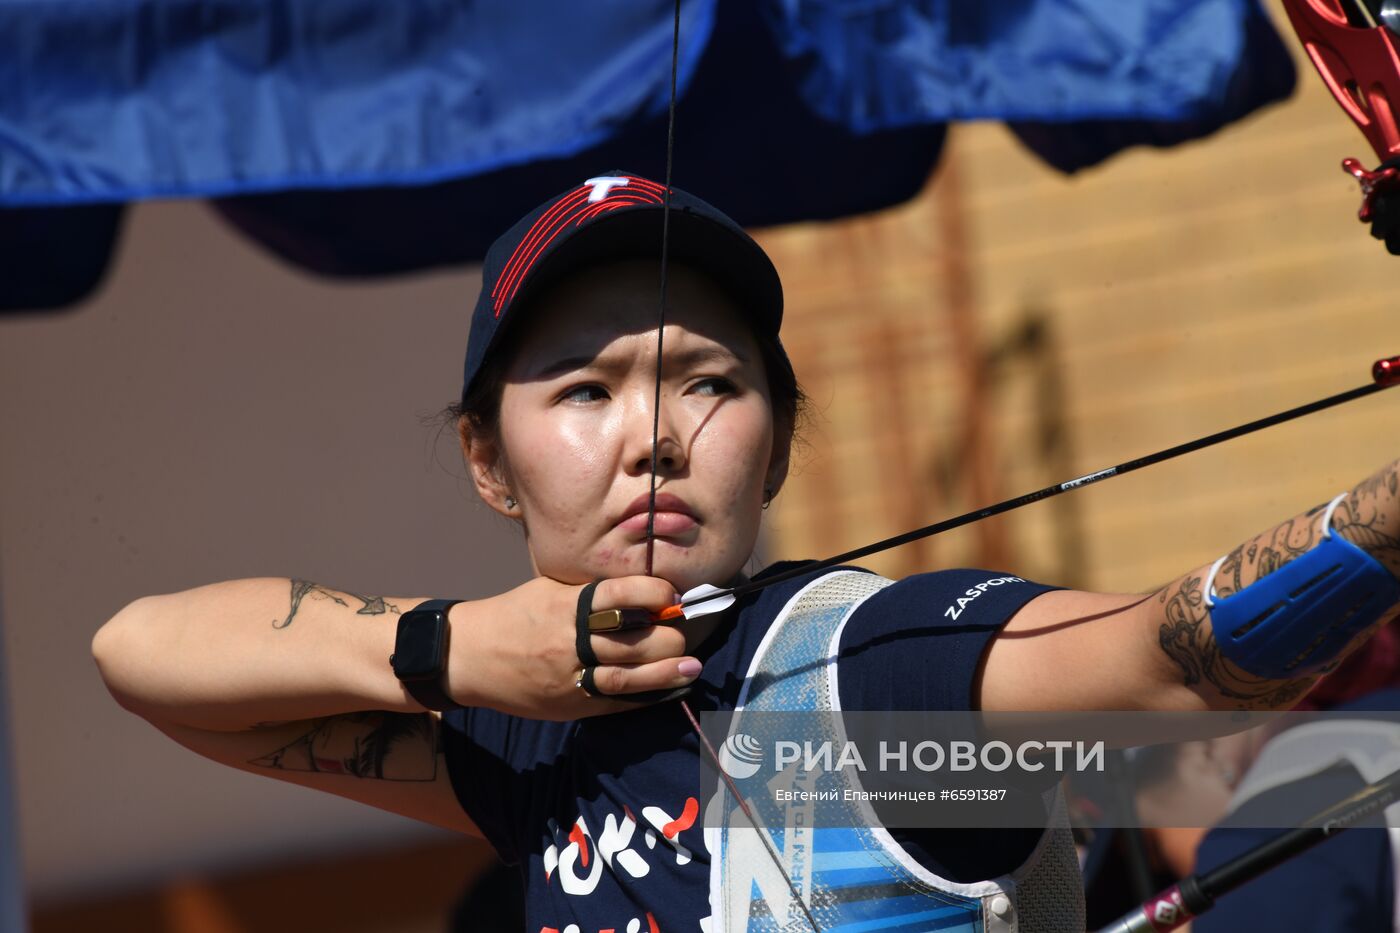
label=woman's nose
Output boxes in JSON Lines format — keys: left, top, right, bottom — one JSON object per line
{"left": 625, "top": 393, "right": 687, "bottom": 476}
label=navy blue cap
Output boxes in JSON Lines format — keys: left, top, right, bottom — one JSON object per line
{"left": 461, "top": 171, "right": 784, "bottom": 404}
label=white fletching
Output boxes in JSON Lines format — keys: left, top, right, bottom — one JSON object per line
{"left": 680, "top": 583, "right": 735, "bottom": 619}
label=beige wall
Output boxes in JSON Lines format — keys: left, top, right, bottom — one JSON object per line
{"left": 0, "top": 201, "right": 526, "bottom": 902}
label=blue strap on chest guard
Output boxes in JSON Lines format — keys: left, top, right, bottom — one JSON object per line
{"left": 1205, "top": 494, "right": 1400, "bottom": 679}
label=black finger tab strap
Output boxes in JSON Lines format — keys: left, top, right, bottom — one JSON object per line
{"left": 574, "top": 580, "right": 691, "bottom": 705}
{"left": 575, "top": 581, "right": 602, "bottom": 667}
{"left": 578, "top": 666, "right": 602, "bottom": 697}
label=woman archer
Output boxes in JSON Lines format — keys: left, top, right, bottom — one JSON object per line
{"left": 93, "top": 172, "right": 1400, "bottom": 933}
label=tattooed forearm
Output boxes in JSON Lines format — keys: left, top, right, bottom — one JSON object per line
{"left": 274, "top": 579, "right": 401, "bottom": 629}
{"left": 1155, "top": 458, "right": 1400, "bottom": 709}
{"left": 248, "top": 712, "right": 438, "bottom": 781}
{"left": 1332, "top": 468, "right": 1400, "bottom": 578}
{"left": 1209, "top": 504, "right": 1329, "bottom": 601}
{"left": 1156, "top": 570, "right": 1319, "bottom": 707}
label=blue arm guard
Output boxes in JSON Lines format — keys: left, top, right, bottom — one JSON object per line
{"left": 1205, "top": 495, "right": 1400, "bottom": 679}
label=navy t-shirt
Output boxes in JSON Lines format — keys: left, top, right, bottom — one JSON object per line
{"left": 442, "top": 563, "right": 1058, "bottom": 933}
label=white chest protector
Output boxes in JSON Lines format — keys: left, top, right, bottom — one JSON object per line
{"left": 704, "top": 570, "right": 1085, "bottom": 933}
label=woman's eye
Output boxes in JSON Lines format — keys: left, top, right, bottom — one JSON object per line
{"left": 560, "top": 384, "right": 609, "bottom": 404}
{"left": 691, "top": 377, "right": 738, "bottom": 397}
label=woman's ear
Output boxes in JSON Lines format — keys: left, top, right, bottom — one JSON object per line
{"left": 765, "top": 415, "right": 794, "bottom": 503}
{"left": 459, "top": 418, "right": 518, "bottom": 520}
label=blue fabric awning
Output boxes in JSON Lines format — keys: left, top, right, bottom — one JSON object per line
{"left": 0, "top": 0, "right": 710, "bottom": 204}
{"left": 0, "top": 0, "right": 1295, "bottom": 308}
{"left": 0, "top": 0, "right": 1294, "bottom": 206}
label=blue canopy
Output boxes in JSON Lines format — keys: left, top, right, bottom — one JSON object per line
{"left": 0, "top": 0, "right": 1295, "bottom": 307}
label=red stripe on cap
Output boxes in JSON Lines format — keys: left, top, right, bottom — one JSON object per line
{"left": 576, "top": 193, "right": 652, "bottom": 223}
{"left": 504, "top": 191, "right": 659, "bottom": 299}
{"left": 494, "top": 188, "right": 599, "bottom": 315}
{"left": 493, "top": 181, "right": 665, "bottom": 314}
{"left": 493, "top": 188, "right": 584, "bottom": 302}
{"left": 497, "top": 220, "right": 585, "bottom": 310}
{"left": 497, "top": 208, "right": 605, "bottom": 310}
{"left": 493, "top": 187, "right": 592, "bottom": 311}
{"left": 498, "top": 186, "right": 594, "bottom": 289}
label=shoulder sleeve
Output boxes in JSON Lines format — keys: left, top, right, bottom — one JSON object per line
{"left": 440, "top": 706, "right": 524, "bottom": 865}
{"left": 836, "top": 569, "right": 1060, "bottom": 711}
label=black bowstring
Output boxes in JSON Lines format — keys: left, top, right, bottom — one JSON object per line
{"left": 646, "top": 3, "right": 821, "bottom": 930}
{"left": 644, "top": 0, "right": 681, "bottom": 578}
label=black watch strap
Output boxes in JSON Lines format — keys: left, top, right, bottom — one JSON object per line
{"left": 406, "top": 677, "right": 459, "bottom": 713}
{"left": 396, "top": 598, "right": 463, "bottom": 712}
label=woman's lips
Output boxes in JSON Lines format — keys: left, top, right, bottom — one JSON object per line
{"left": 615, "top": 493, "right": 699, "bottom": 537}
{"left": 617, "top": 510, "right": 699, "bottom": 536}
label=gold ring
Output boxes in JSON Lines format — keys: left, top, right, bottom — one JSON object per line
{"left": 574, "top": 667, "right": 598, "bottom": 697}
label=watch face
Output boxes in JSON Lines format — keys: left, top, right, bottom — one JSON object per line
{"left": 392, "top": 611, "right": 447, "bottom": 680}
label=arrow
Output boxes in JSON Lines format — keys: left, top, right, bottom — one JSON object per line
{"left": 586, "top": 584, "right": 736, "bottom": 632}
{"left": 647, "top": 355, "right": 1400, "bottom": 621}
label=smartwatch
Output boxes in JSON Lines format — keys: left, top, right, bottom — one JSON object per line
{"left": 390, "top": 598, "right": 464, "bottom": 712}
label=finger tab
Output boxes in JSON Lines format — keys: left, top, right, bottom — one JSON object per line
{"left": 587, "top": 608, "right": 625, "bottom": 632}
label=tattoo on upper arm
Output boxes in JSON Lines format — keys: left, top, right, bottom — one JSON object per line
{"left": 248, "top": 712, "right": 439, "bottom": 781}
{"left": 274, "top": 579, "right": 402, "bottom": 629}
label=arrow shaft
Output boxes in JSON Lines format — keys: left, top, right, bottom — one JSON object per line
{"left": 679, "top": 376, "right": 1392, "bottom": 612}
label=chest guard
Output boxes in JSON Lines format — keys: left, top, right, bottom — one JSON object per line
{"left": 705, "top": 570, "right": 1084, "bottom": 933}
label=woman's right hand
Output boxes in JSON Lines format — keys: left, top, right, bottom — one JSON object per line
{"left": 446, "top": 575, "right": 704, "bottom": 720}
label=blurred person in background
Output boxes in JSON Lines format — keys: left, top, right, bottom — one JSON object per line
{"left": 1082, "top": 627, "right": 1400, "bottom": 930}
{"left": 1188, "top": 683, "right": 1400, "bottom": 933}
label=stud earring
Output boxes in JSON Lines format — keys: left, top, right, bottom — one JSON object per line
{"left": 504, "top": 495, "right": 518, "bottom": 510}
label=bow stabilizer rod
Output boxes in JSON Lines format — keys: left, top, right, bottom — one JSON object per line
{"left": 651, "top": 356, "right": 1400, "bottom": 620}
